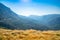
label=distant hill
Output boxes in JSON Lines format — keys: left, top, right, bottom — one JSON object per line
{"left": 0, "top": 3, "right": 60, "bottom": 30}
{"left": 0, "top": 3, "right": 48, "bottom": 30}
{"left": 29, "top": 14, "right": 60, "bottom": 30}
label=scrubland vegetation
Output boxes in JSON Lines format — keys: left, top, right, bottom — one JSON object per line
{"left": 0, "top": 29, "right": 60, "bottom": 40}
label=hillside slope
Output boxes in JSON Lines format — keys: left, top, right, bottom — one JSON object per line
{"left": 0, "top": 3, "right": 47, "bottom": 30}
{"left": 0, "top": 3, "right": 60, "bottom": 30}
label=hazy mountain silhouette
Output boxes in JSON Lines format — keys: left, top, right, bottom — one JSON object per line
{"left": 29, "top": 14, "right": 60, "bottom": 30}
{"left": 0, "top": 3, "right": 60, "bottom": 30}
{"left": 0, "top": 3, "right": 48, "bottom": 30}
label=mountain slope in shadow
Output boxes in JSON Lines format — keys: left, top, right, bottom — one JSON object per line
{"left": 0, "top": 3, "right": 48, "bottom": 30}
{"left": 29, "top": 14, "right": 60, "bottom": 30}
{"left": 0, "top": 3, "right": 60, "bottom": 30}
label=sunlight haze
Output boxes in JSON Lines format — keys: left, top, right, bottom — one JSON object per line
{"left": 0, "top": 0, "right": 60, "bottom": 16}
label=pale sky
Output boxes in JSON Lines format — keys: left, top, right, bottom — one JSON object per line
{"left": 0, "top": 0, "right": 60, "bottom": 16}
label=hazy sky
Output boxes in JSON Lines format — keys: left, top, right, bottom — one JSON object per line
{"left": 0, "top": 0, "right": 60, "bottom": 16}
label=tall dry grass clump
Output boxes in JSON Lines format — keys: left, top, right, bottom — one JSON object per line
{"left": 0, "top": 29, "right": 60, "bottom": 40}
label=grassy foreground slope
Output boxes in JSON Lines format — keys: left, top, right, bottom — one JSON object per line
{"left": 0, "top": 29, "right": 60, "bottom": 40}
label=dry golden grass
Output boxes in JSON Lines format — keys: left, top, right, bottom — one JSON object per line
{"left": 0, "top": 29, "right": 60, "bottom": 40}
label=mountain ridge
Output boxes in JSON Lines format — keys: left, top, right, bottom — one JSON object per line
{"left": 0, "top": 3, "right": 60, "bottom": 30}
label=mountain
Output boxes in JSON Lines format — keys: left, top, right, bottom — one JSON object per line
{"left": 29, "top": 14, "right": 60, "bottom": 30}
{"left": 0, "top": 3, "right": 60, "bottom": 30}
{"left": 0, "top": 3, "right": 48, "bottom": 30}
